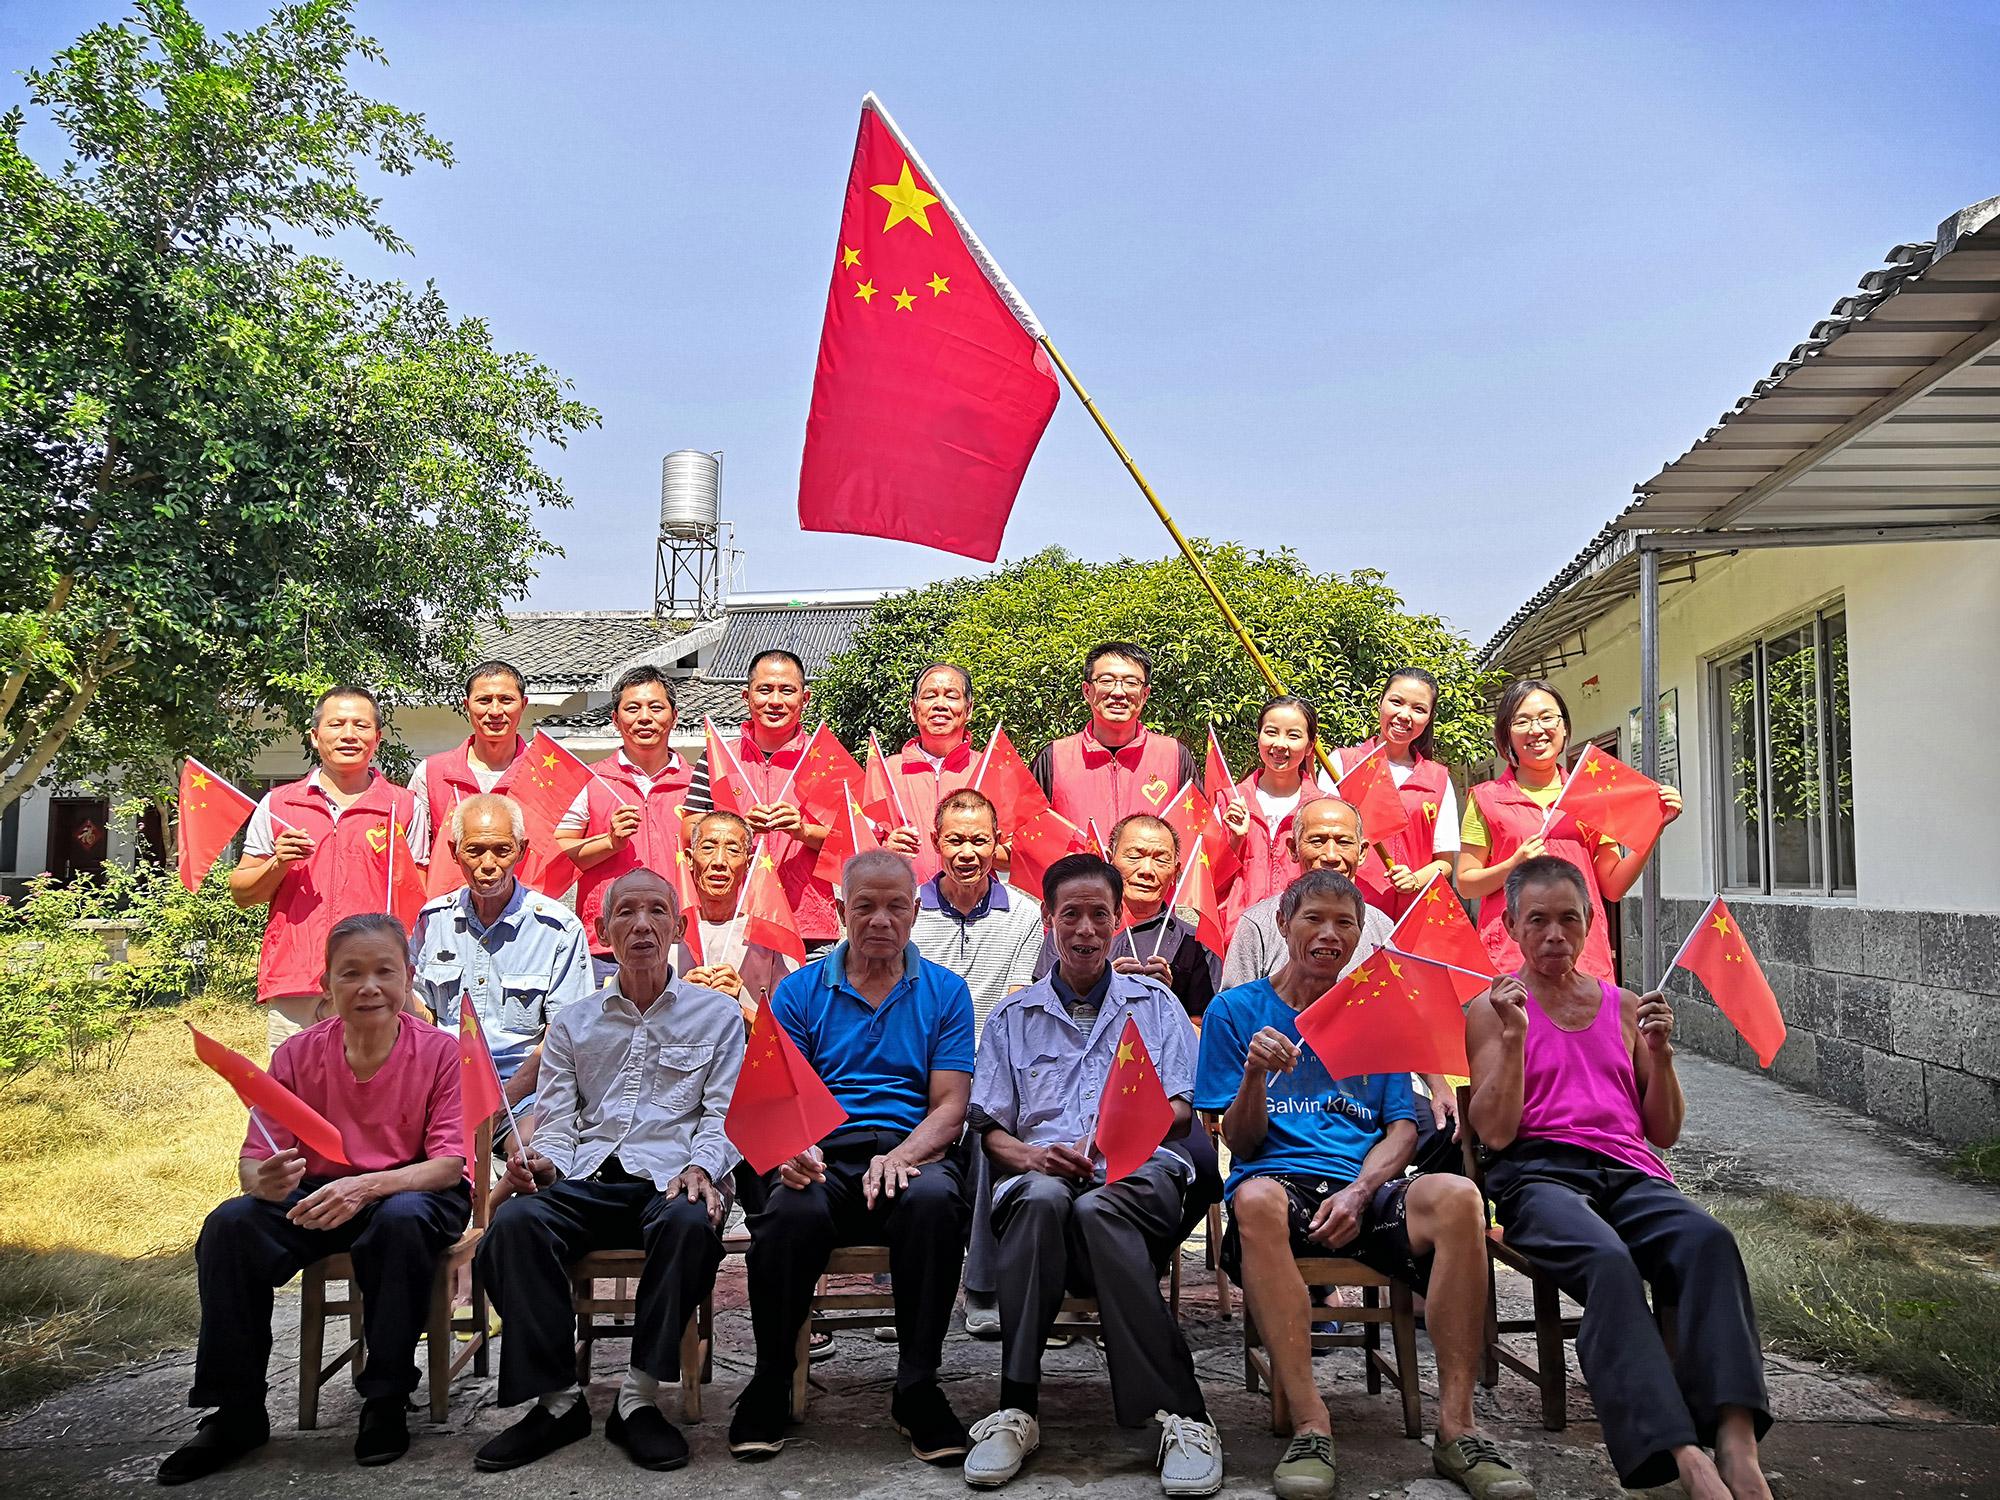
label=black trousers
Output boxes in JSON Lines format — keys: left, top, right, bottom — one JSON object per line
{"left": 745, "top": 1129, "right": 969, "bottom": 1391}
{"left": 477, "top": 1174, "right": 726, "bottom": 1406}
{"left": 190, "top": 1181, "right": 470, "bottom": 1409}
{"left": 1490, "top": 1142, "right": 1771, "bottom": 1490}
{"left": 992, "top": 1161, "right": 1207, "bottom": 1426}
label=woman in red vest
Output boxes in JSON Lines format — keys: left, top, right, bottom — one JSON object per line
{"left": 411, "top": 659, "right": 529, "bottom": 898}
{"left": 1458, "top": 679, "right": 1681, "bottom": 982}
{"left": 1218, "top": 696, "right": 1328, "bottom": 922}
{"left": 1334, "top": 667, "right": 1461, "bottom": 920}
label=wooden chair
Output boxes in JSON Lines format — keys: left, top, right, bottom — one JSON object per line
{"left": 791, "top": 1245, "right": 896, "bottom": 1421}
{"left": 1241, "top": 1256, "right": 1422, "bottom": 1438}
{"left": 567, "top": 1229, "right": 748, "bottom": 1423}
{"left": 297, "top": 1119, "right": 492, "bottom": 1430}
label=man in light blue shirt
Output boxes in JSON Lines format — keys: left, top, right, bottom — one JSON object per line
{"left": 964, "top": 853, "right": 1222, "bottom": 1497}
{"left": 409, "top": 793, "right": 594, "bottom": 1118}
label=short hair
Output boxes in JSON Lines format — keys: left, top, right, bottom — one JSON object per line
{"left": 1380, "top": 666, "right": 1441, "bottom": 759}
{"left": 312, "top": 684, "right": 381, "bottom": 729}
{"left": 325, "top": 911, "right": 407, "bottom": 969}
{"left": 1290, "top": 796, "right": 1359, "bottom": 847}
{"left": 1083, "top": 641, "right": 1151, "bottom": 683}
{"left": 603, "top": 866, "right": 678, "bottom": 915}
{"left": 909, "top": 662, "right": 971, "bottom": 699}
{"left": 1109, "top": 811, "right": 1178, "bottom": 857}
{"left": 748, "top": 649, "right": 807, "bottom": 683}
{"left": 449, "top": 791, "right": 526, "bottom": 846}
{"left": 1278, "top": 868, "right": 1366, "bottom": 925}
{"left": 1258, "top": 694, "right": 1320, "bottom": 749}
{"left": 1493, "top": 677, "right": 1569, "bottom": 762}
{"left": 690, "top": 809, "right": 752, "bottom": 844}
{"left": 463, "top": 659, "right": 525, "bottom": 698}
{"left": 1043, "top": 853, "right": 1123, "bottom": 912}
{"left": 933, "top": 787, "right": 997, "bottom": 832}
{"left": 842, "top": 847, "right": 916, "bottom": 893}
{"left": 612, "top": 664, "right": 676, "bottom": 708}
{"left": 1504, "top": 855, "right": 1591, "bottom": 920}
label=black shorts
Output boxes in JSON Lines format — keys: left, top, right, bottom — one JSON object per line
{"left": 1220, "top": 1173, "right": 1432, "bottom": 1291}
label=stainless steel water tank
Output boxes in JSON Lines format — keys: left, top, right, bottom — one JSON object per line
{"left": 659, "top": 450, "right": 720, "bottom": 538}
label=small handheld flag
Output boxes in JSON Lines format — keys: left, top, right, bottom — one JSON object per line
{"left": 1295, "top": 950, "right": 1471, "bottom": 1082}
{"left": 1543, "top": 744, "right": 1666, "bottom": 849}
{"left": 1386, "top": 876, "right": 1497, "bottom": 1003}
{"left": 971, "top": 722, "right": 1046, "bottom": 840}
{"left": 703, "top": 718, "right": 755, "bottom": 815}
{"left": 726, "top": 996, "right": 849, "bottom": 1173}
{"left": 1670, "top": 897, "right": 1786, "bottom": 1067}
{"left": 457, "top": 1004, "right": 507, "bottom": 1151}
{"left": 741, "top": 839, "right": 808, "bottom": 966}
{"left": 176, "top": 758, "right": 258, "bottom": 892}
{"left": 1093, "top": 1015, "right": 1174, "bottom": 1183}
{"left": 511, "top": 730, "right": 596, "bottom": 897}
{"left": 1334, "top": 742, "right": 1408, "bottom": 846}
{"left": 189, "top": 1023, "right": 350, "bottom": 1165}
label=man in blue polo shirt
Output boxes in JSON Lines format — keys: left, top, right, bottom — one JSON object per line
{"left": 731, "top": 849, "right": 977, "bottom": 1467}
{"left": 1194, "top": 869, "right": 1533, "bottom": 1500}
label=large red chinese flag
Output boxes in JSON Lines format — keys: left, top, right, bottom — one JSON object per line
{"left": 458, "top": 1003, "right": 506, "bottom": 1145}
{"left": 727, "top": 996, "right": 850, "bottom": 1173}
{"left": 798, "top": 96, "right": 1060, "bottom": 561}
{"left": 1673, "top": 897, "right": 1786, "bottom": 1067}
{"left": 177, "top": 758, "right": 257, "bottom": 892}
{"left": 1387, "top": 875, "right": 1497, "bottom": 1003}
{"left": 741, "top": 841, "right": 808, "bottom": 965}
{"left": 791, "top": 723, "right": 868, "bottom": 826}
{"left": 1295, "top": 950, "right": 1471, "bottom": 1082}
{"left": 1555, "top": 744, "right": 1667, "bottom": 851}
{"left": 1094, "top": 1015, "right": 1174, "bottom": 1182}
{"left": 188, "top": 1023, "right": 350, "bottom": 1164}
{"left": 1334, "top": 742, "right": 1408, "bottom": 845}
{"left": 511, "top": 731, "right": 594, "bottom": 898}
{"left": 973, "top": 723, "right": 1048, "bottom": 840}
{"left": 1008, "top": 805, "right": 1089, "bottom": 900}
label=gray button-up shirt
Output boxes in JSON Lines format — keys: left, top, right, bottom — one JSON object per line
{"left": 971, "top": 966, "right": 1199, "bottom": 1207}
{"left": 534, "top": 973, "right": 745, "bottom": 1189}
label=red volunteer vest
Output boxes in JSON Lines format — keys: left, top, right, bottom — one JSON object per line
{"left": 890, "top": 737, "right": 979, "bottom": 884}
{"left": 1225, "top": 769, "right": 1329, "bottom": 926}
{"left": 421, "top": 736, "right": 527, "bottom": 897}
{"left": 735, "top": 728, "right": 839, "bottom": 943}
{"left": 1337, "top": 738, "right": 1455, "bottom": 920}
{"left": 575, "top": 754, "right": 694, "bottom": 954}
{"left": 257, "top": 772, "right": 420, "bottom": 1001}
{"left": 1044, "top": 726, "right": 1186, "bottom": 840}
{"left": 1467, "top": 770, "right": 1616, "bottom": 982}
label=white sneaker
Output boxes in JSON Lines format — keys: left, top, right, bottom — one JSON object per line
{"left": 963, "top": 1408, "right": 1039, "bottom": 1488}
{"left": 964, "top": 1298, "right": 1002, "bottom": 1340}
{"left": 1155, "top": 1411, "right": 1224, "bottom": 1497}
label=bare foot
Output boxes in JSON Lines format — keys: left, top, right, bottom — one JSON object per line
{"left": 1673, "top": 1446, "right": 1732, "bottom": 1500}
{"left": 1716, "top": 1448, "right": 1775, "bottom": 1499}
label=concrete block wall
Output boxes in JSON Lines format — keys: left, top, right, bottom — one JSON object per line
{"left": 1621, "top": 897, "right": 2000, "bottom": 1146}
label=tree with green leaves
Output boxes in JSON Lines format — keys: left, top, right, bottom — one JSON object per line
{"left": 817, "top": 544, "right": 1496, "bottom": 769}
{"left": 0, "top": 0, "right": 598, "bottom": 817}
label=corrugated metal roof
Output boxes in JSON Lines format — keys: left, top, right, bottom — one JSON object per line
{"left": 474, "top": 612, "right": 688, "bottom": 695}
{"left": 706, "top": 603, "right": 880, "bottom": 681}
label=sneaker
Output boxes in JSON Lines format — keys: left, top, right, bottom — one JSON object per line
{"left": 892, "top": 1380, "right": 971, "bottom": 1464}
{"left": 1433, "top": 1434, "right": 1537, "bottom": 1499}
{"left": 728, "top": 1376, "right": 791, "bottom": 1460}
{"left": 474, "top": 1399, "right": 592, "bottom": 1471}
{"left": 964, "top": 1295, "right": 1002, "bottom": 1341}
{"left": 963, "top": 1408, "right": 1039, "bottom": 1487}
{"left": 1272, "top": 1430, "right": 1337, "bottom": 1500}
{"left": 157, "top": 1406, "right": 269, "bottom": 1486}
{"left": 607, "top": 1403, "right": 691, "bottom": 1471}
{"left": 1155, "top": 1411, "right": 1224, "bottom": 1497}
{"left": 354, "top": 1396, "right": 409, "bottom": 1467}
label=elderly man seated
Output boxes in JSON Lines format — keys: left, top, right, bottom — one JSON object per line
{"left": 472, "top": 869, "right": 744, "bottom": 1475}
{"left": 676, "top": 809, "right": 798, "bottom": 1021}
{"left": 409, "top": 792, "right": 595, "bottom": 1119}
{"left": 965, "top": 853, "right": 1221, "bottom": 1495}
{"left": 1195, "top": 870, "right": 1532, "bottom": 1500}
{"left": 729, "top": 849, "right": 977, "bottom": 1465}
{"left": 1466, "top": 859, "right": 1772, "bottom": 1500}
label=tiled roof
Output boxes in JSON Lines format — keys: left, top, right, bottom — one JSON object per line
{"left": 706, "top": 604, "right": 879, "bottom": 680}
{"left": 473, "top": 612, "right": 688, "bottom": 694}
{"left": 536, "top": 678, "right": 746, "bottom": 735}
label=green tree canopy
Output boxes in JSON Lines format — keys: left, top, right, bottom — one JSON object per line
{"left": 817, "top": 544, "right": 1497, "bottom": 771}
{"left": 0, "top": 0, "right": 598, "bottom": 814}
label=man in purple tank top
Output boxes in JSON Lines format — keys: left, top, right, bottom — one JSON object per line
{"left": 1466, "top": 857, "right": 1773, "bottom": 1500}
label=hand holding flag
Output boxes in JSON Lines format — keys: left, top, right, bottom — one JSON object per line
{"left": 189, "top": 1023, "right": 351, "bottom": 1165}
{"left": 1670, "top": 897, "right": 1786, "bottom": 1067}
{"left": 176, "top": 759, "right": 258, "bottom": 892}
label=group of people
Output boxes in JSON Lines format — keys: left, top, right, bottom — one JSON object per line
{"left": 160, "top": 642, "right": 1774, "bottom": 1500}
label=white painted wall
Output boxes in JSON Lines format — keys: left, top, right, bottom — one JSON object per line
{"left": 1537, "top": 539, "right": 2000, "bottom": 914}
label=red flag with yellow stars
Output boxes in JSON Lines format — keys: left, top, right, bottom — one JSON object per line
{"left": 741, "top": 839, "right": 808, "bottom": 966}
{"left": 790, "top": 723, "right": 868, "bottom": 827}
{"left": 1295, "top": 949, "right": 1471, "bottom": 1081}
{"left": 1552, "top": 743, "right": 1666, "bottom": 851}
{"left": 1387, "top": 875, "right": 1496, "bottom": 1003}
{"left": 1165, "top": 839, "right": 1229, "bottom": 958}
{"left": 176, "top": 758, "right": 257, "bottom": 892}
{"left": 1008, "top": 805, "right": 1090, "bottom": 901}
{"left": 188, "top": 1023, "right": 350, "bottom": 1165}
{"left": 814, "top": 791, "right": 887, "bottom": 886}
{"left": 1672, "top": 897, "right": 1786, "bottom": 1067}
{"left": 509, "top": 730, "right": 593, "bottom": 898}
{"left": 1161, "top": 776, "right": 1240, "bottom": 901}
{"left": 704, "top": 718, "right": 754, "bottom": 816}
{"left": 727, "top": 995, "right": 850, "bottom": 1174}
{"left": 1093, "top": 1015, "right": 1174, "bottom": 1183}
{"left": 1334, "top": 741, "right": 1408, "bottom": 845}
{"left": 798, "top": 95, "right": 1060, "bottom": 561}
{"left": 972, "top": 723, "right": 1048, "bottom": 840}
{"left": 674, "top": 852, "right": 705, "bottom": 966}
{"left": 457, "top": 1002, "right": 506, "bottom": 1147}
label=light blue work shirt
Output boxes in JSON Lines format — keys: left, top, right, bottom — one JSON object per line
{"left": 971, "top": 965, "right": 1199, "bottom": 1207}
{"left": 410, "top": 879, "right": 596, "bottom": 1110}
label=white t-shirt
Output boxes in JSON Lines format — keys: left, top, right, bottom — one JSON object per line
{"left": 1253, "top": 785, "right": 1304, "bottom": 827}
{"left": 555, "top": 751, "right": 668, "bottom": 832}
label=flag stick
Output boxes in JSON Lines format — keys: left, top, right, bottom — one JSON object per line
{"left": 1150, "top": 857, "right": 1198, "bottom": 962}
{"left": 1382, "top": 943, "right": 1495, "bottom": 985}
{"left": 1663, "top": 896, "right": 1720, "bottom": 977}
{"left": 869, "top": 730, "right": 912, "bottom": 827}
{"left": 249, "top": 1106, "right": 282, "bottom": 1155}
{"left": 732, "top": 836, "right": 762, "bottom": 924}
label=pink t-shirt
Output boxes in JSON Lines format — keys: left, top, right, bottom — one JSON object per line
{"left": 244, "top": 1013, "right": 467, "bottom": 1180}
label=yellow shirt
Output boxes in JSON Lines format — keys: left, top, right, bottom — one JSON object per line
{"left": 1461, "top": 777, "right": 1616, "bottom": 851}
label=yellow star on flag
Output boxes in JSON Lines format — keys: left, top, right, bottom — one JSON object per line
{"left": 870, "top": 161, "right": 939, "bottom": 234}
{"left": 1423, "top": 886, "right": 1441, "bottom": 904}
{"left": 854, "top": 279, "right": 878, "bottom": 304}
{"left": 1385, "top": 955, "right": 1404, "bottom": 980}
{"left": 760, "top": 853, "right": 777, "bottom": 871}
{"left": 1712, "top": 913, "right": 1733, "bottom": 937}
{"left": 191, "top": 771, "right": 211, "bottom": 789}
{"left": 1116, "top": 1039, "right": 1135, "bottom": 1065}
{"left": 1350, "top": 963, "right": 1372, "bottom": 985}
{"left": 928, "top": 273, "right": 950, "bottom": 296}
{"left": 541, "top": 752, "right": 558, "bottom": 769}
{"left": 841, "top": 245, "right": 861, "bottom": 267}
{"left": 892, "top": 287, "right": 917, "bottom": 311}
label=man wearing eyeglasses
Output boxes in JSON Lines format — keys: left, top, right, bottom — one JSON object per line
{"left": 1030, "top": 642, "right": 1198, "bottom": 841}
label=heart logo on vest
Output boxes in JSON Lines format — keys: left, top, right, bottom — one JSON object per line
{"left": 365, "top": 826, "right": 389, "bottom": 854}
{"left": 1141, "top": 776, "right": 1170, "bottom": 807}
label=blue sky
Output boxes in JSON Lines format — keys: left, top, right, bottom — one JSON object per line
{"left": 7, "top": 2, "right": 1997, "bottom": 643}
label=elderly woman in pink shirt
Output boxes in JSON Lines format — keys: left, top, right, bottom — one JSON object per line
{"left": 160, "top": 913, "right": 470, "bottom": 1486}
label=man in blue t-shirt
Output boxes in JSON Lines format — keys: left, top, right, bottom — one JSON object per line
{"left": 1194, "top": 870, "right": 1534, "bottom": 1500}
{"left": 731, "top": 850, "right": 977, "bottom": 1468}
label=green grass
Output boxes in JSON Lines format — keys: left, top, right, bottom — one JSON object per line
{"left": 1710, "top": 1190, "right": 2000, "bottom": 1422}
{"left": 1949, "top": 1138, "right": 2000, "bottom": 1186}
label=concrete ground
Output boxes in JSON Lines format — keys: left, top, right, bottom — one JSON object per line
{"left": 5, "top": 1057, "right": 1998, "bottom": 1498}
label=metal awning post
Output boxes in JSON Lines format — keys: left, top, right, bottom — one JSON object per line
{"left": 1638, "top": 544, "right": 1662, "bottom": 988}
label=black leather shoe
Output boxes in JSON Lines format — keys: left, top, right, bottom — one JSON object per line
{"left": 157, "top": 1406, "right": 269, "bottom": 1485}
{"left": 891, "top": 1380, "right": 969, "bottom": 1464}
{"left": 354, "top": 1396, "right": 409, "bottom": 1467}
{"left": 727, "top": 1375, "right": 790, "bottom": 1460}
{"left": 607, "top": 1403, "right": 690, "bottom": 1471}
{"left": 473, "top": 1399, "right": 592, "bottom": 1472}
